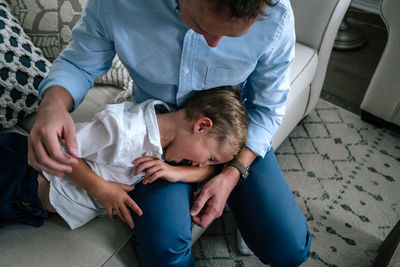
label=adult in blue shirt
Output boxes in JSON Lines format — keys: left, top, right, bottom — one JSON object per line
{"left": 28, "top": 0, "right": 311, "bottom": 265}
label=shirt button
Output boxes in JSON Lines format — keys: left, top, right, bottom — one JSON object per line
{"left": 183, "top": 67, "right": 189, "bottom": 74}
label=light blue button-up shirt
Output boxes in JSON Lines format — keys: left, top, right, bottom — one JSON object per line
{"left": 39, "top": 0, "right": 295, "bottom": 157}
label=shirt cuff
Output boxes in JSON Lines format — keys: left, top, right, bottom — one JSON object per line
{"left": 245, "top": 122, "right": 274, "bottom": 157}
{"left": 39, "top": 58, "right": 93, "bottom": 111}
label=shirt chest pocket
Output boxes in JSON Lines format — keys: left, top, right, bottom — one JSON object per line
{"left": 205, "top": 66, "right": 252, "bottom": 89}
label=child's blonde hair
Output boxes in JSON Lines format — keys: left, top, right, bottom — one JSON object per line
{"left": 182, "top": 86, "right": 249, "bottom": 154}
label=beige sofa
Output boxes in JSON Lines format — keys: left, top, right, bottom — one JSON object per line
{"left": 360, "top": 0, "right": 400, "bottom": 129}
{"left": 0, "top": 0, "right": 350, "bottom": 265}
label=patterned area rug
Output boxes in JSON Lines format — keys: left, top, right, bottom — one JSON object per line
{"left": 193, "top": 99, "right": 400, "bottom": 266}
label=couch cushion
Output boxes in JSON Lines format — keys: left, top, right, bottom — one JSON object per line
{"left": 15, "top": 84, "right": 123, "bottom": 133}
{"left": 272, "top": 42, "right": 318, "bottom": 149}
{"left": 70, "top": 84, "right": 123, "bottom": 122}
{"left": 0, "top": 214, "right": 132, "bottom": 267}
{"left": 0, "top": 124, "right": 134, "bottom": 266}
{"left": 288, "top": 42, "right": 318, "bottom": 108}
{"left": 0, "top": 1, "right": 50, "bottom": 130}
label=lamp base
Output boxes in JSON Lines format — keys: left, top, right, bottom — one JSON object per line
{"left": 334, "top": 17, "right": 368, "bottom": 50}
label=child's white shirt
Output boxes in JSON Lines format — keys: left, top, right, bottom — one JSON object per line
{"left": 42, "top": 100, "right": 168, "bottom": 229}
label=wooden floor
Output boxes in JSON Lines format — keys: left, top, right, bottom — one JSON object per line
{"left": 320, "top": 8, "right": 388, "bottom": 115}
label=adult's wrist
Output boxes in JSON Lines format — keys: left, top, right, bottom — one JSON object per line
{"left": 221, "top": 165, "right": 241, "bottom": 187}
{"left": 39, "top": 86, "right": 74, "bottom": 112}
{"left": 222, "top": 147, "right": 256, "bottom": 186}
{"left": 228, "top": 159, "right": 249, "bottom": 177}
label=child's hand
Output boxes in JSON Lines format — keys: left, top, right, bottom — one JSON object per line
{"left": 94, "top": 180, "right": 143, "bottom": 229}
{"left": 133, "top": 156, "right": 182, "bottom": 184}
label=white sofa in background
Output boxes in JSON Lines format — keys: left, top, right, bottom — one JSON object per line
{"left": 361, "top": 0, "right": 400, "bottom": 129}
{"left": 0, "top": 0, "right": 350, "bottom": 265}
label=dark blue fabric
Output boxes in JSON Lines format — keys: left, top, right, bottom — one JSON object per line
{"left": 129, "top": 180, "right": 195, "bottom": 267}
{"left": 129, "top": 148, "right": 311, "bottom": 266}
{"left": 228, "top": 149, "right": 312, "bottom": 266}
{"left": 0, "top": 132, "right": 47, "bottom": 227}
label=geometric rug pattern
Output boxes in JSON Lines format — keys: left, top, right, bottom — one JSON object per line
{"left": 193, "top": 99, "right": 400, "bottom": 266}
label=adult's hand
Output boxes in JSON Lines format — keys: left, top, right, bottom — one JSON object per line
{"left": 190, "top": 166, "right": 240, "bottom": 227}
{"left": 190, "top": 147, "right": 257, "bottom": 227}
{"left": 28, "top": 86, "right": 78, "bottom": 177}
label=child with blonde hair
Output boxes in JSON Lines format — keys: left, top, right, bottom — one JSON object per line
{"left": 1, "top": 86, "right": 248, "bottom": 229}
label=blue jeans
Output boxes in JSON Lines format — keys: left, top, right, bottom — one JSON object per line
{"left": 0, "top": 132, "right": 48, "bottom": 227}
{"left": 129, "top": 149, "right": 311, "bottom": 266}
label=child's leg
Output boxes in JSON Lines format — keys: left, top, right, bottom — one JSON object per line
{"left": 37, "top": 174, "right": 56, "bottom": 213}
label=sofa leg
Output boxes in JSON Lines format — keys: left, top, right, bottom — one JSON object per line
{"left": 373, "top": 219, "right": 400, "bottom": 267}
{"left": 360, "top": 110, "right": 400, "bottom": 134}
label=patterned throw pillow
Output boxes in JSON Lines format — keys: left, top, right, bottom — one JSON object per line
{"left": 6, "top": 0, "right": 87, "bottom": 62}
{"left": 94, "top": 54, "right": 132, "bottom": 90}
{"left": 0, "top": 0, "right": 51, "bottom": 130}
{"left": 7, "top": 0, "right": 131, "bottom": 90}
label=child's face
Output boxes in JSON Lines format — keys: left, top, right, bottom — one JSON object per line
{"left": 164, "top": 133, "right": 237, "bottom": 167}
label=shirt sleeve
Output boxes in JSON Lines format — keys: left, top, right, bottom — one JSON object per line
{"left": 242, "top": 6, "right": 295, "bottom": 157}
{"left": 38, "top": 0, "right": 115, "bottom": 111}
{"left": 74, "top": 103, "right": 146, "bottom": 167}
{"left": 73, "top": 106, "right": 118, "bottom": 162}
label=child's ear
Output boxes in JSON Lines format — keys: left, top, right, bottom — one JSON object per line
{"left": 193, "top": 117, "right": 213, "bottom": 133}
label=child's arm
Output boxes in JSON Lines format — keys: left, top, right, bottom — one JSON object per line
{"left": 67, "top": 158, "right": 142, "bottom": 228}
{"left": 133, "top": 156, "right": 218, "bottom": 184}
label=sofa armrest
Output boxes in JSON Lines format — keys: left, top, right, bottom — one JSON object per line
{"left": 291, "top": 0, "right": 351, "bottom": 115}
{"left": 360, "top": 0, "right": 400, "bottom": 127}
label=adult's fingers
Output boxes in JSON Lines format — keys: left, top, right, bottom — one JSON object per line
{"left": 191, "top": 209, "right": 215, "bottom": 228}
{"left": 63, "top": 122, "right": 78, "bottom": 158}
{"left": 27, "top": 140, "right": 62, "bottom": 176}
{"left": 28, "top": 136, "right": 70, "bottom": 176}
{"left": 192, "top": 191, "right": 198, "bottom": 202}
{"left": 40, "top": 129, "right": 76, "bottom": 166}
{"left": 190, "top": 188, "right": 211, "bottom": 216}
